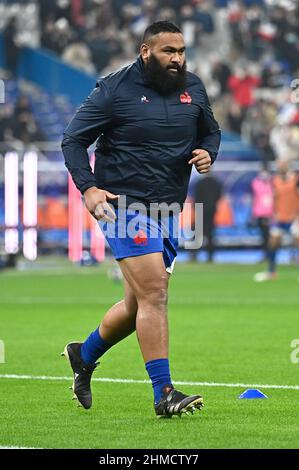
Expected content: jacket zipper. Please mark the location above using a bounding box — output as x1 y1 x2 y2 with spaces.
163 97 169 123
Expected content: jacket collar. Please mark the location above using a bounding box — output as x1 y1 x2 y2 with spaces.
135 55 152 86
136 54 145 72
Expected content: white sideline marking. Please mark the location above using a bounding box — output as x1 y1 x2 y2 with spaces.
0 374 298 390
0 446 40 449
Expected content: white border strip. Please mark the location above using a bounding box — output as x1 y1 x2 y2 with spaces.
0 446 41 449
0 374 298 390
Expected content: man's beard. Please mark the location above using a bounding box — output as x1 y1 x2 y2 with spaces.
144 53 187 95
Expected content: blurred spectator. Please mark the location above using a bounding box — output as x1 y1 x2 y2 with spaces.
192 173 223 263
211 59 231 95
261 61 289 89
227 101 243 134
243 99 276 165
251 168 274 258
14 95 31 115
0 94 45 148
254 160 299 282
62 40 96 74
3 17 20 78
196 1 214 35
39 0 73 26
12 111 45 144
0 104 15 143
178 4 197 60
41 18 75 55
86 28 123 72
228 67 260 109
227 0 245 54
270 123 299 162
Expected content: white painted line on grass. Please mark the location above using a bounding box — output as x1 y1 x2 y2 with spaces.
0 374 298 390
0 446 41 449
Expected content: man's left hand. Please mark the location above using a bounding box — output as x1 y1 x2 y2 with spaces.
188 149 211 174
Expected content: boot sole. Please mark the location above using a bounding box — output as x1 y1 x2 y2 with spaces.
156 396 204 419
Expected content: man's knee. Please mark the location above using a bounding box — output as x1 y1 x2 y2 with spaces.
135 273 169 309
119 253 169 310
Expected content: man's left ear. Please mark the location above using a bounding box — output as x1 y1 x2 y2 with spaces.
140 43 150 63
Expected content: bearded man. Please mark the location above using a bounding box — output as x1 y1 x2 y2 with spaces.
61 20 221 418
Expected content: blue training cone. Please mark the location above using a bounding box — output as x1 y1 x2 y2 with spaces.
238 389 268 399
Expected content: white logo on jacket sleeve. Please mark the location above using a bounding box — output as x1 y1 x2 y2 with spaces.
141 95 149 103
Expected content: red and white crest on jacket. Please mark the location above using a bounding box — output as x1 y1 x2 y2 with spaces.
180 91 192 104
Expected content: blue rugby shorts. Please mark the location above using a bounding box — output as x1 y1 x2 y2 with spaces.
99 209 179 274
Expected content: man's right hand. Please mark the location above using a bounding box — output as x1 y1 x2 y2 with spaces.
84 186 119 222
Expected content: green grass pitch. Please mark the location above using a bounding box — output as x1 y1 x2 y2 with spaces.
0 261 299 449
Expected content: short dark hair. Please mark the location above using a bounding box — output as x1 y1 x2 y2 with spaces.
142 21 182 43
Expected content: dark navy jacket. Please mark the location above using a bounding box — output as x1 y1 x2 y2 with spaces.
62 56 221 207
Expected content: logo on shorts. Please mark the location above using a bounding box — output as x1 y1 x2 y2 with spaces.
133 229 148 246
141 95 149 103
180 91 192 104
